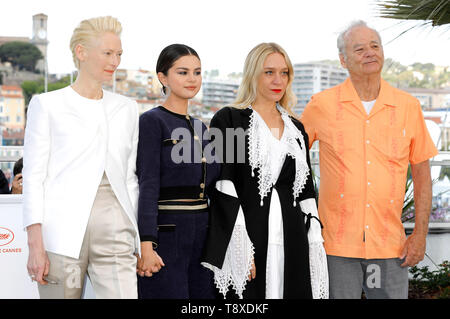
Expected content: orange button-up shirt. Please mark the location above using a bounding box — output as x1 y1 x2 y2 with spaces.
301 78 438 259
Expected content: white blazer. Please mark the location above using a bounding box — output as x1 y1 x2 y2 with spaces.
23 86 140 259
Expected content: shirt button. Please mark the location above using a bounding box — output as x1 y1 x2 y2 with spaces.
185 115 190 120
368 182 371 186
366 120 370 124
201 157 207 163
390 199 394 204
194 136 199 140
200 183 205 189
367 161 371 165
340 194 344 198
199 193 204 199
172 140 178 145
366 204 370 208
366 140 370 144
366 225 369 229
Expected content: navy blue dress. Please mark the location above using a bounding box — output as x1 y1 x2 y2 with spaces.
136 106 220 299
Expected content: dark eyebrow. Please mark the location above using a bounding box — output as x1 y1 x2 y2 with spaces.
175 67 202 71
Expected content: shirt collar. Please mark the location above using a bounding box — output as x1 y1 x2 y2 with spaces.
339 77 397 107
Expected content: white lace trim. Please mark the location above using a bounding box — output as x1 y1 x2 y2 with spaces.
248 105 310 207
300 198 329 299
201 224 254 299
309 242 329 299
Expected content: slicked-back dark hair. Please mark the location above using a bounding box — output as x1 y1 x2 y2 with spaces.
156 44 200 94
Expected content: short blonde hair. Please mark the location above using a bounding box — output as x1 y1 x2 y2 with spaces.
69 16 122 69
232 42 297 116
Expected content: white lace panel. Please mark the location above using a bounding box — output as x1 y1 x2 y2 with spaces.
300 198 329 299
309 242 329 299
201 180 255 299
201 222 254 299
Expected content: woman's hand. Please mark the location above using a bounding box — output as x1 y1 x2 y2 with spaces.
248 259 256 281
137 241 165 277
26 224 50 285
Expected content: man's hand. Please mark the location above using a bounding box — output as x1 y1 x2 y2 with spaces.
400 232 426 267
402 160 432 268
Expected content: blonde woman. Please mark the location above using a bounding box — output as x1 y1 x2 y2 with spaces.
202 43 328 299
23 16 140 299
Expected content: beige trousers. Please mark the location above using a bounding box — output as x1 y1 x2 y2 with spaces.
38 174 137 299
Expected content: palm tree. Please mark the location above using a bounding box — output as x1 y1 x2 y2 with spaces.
376 0 450 27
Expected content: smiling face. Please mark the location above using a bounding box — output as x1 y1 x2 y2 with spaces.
340 26 384 78
158 55 202 99
77 31 123 83
255 52 289 105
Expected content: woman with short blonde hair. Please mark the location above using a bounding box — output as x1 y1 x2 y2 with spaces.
70 16 122 70
24 16 140 299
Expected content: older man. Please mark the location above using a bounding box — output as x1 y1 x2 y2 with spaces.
301 20 438 299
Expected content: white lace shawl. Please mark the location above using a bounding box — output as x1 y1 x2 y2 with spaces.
248 105 310 207
202 105 328 299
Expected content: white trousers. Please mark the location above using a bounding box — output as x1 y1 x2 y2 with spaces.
38 174 137 299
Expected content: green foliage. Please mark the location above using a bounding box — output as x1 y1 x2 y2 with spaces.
377 0 450 26
0 42 43 72
382 58 449 89
21 75 73 105
409 261 450 299
402 165 415 222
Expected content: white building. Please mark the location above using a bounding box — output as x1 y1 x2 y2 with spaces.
292 62 348 115
402 87 450 110
202 79 240 108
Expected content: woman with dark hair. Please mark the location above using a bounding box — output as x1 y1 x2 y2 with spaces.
136 44 219 299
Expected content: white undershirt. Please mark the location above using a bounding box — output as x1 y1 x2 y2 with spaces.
362 99 376 115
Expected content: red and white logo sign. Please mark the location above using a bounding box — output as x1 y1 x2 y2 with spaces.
0 227 14 246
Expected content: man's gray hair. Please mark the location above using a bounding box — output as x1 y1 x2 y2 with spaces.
337 20 382 59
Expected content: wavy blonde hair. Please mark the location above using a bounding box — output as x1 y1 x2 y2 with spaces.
69 16 122 69
232 42 297 116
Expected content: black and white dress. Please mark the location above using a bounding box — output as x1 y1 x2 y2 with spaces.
202 105 328 299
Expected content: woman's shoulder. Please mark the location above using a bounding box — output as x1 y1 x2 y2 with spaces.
141 105 162 116
103 89 137 107
211 106 252 125
34 86 69 102
28 86 70 113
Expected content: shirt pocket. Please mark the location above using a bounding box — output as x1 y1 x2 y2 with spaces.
376 125 410 162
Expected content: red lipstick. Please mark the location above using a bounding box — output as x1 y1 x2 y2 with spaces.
271 89 282 93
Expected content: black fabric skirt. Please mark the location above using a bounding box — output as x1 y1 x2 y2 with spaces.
138 200 216 299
